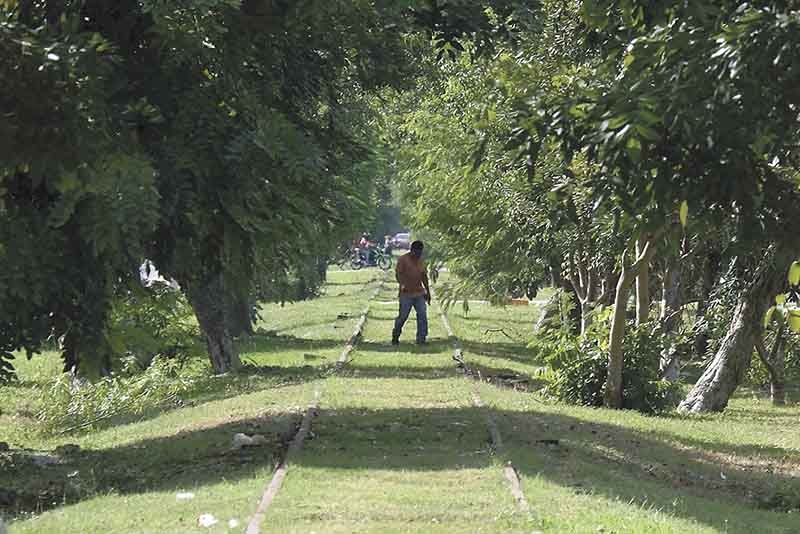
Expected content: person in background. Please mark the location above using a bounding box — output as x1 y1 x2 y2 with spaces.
392 240 430 345
359 232 375 265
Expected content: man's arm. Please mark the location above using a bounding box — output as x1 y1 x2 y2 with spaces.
422 264 431 303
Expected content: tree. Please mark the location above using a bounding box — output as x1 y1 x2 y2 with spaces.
1 0 541 378
0 11 159 378
517 1 800 411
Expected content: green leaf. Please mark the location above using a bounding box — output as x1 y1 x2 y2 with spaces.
623 53 635 69
56 171 80 193
789 312 800 333
764 306 776 328
605 115 629 130
626 137 642 162
635 124 660 141
776 294 786 306
679 200 688 228
789 261 800 286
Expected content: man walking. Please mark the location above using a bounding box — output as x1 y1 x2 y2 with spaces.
392 240 430 345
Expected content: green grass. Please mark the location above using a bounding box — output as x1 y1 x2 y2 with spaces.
447 299 800 533
1 270 382 532
2 268 799 533
262 285 533 533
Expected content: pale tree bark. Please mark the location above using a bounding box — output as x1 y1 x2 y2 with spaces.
568 256 594 336
635 237 651 325
568 254 612 336
679 247 793 414
605 233 661 409
534 292 561 334
606 268 637 409
187 273 241 374
659 257 682 382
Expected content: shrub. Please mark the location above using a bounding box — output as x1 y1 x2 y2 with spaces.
537 312 681 414
37 356 198 433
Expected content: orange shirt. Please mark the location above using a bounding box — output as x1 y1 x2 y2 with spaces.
396 253 427 297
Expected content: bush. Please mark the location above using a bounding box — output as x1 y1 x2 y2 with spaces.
536 312 681 414
37 356 198 433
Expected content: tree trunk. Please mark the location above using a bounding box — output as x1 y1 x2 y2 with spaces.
635 237 650 325
605 269 637 408
660 258 682 381
679 247 792 414
555 279 582 335
549 256 563 288
569 271 594 336
580 299 593 335
534 292 560 334
226 294 254 338
317 257 328 283
61 331 80 375
187 273 241 374
694 250 721 358
605 235 661 409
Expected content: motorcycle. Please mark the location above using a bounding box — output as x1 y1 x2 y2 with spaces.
334 246 358 269
351 246 392 271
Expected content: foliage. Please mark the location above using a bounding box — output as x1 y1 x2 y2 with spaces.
538 311 681 414
254 257 328 305
1 0 538 375
36 356 197 434
107 282 201 370
619 323 683 413
0 13 159 379
748 338 800 391
388 0 800 411
748 259 800 390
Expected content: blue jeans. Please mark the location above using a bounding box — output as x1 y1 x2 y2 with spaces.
393 295 428 342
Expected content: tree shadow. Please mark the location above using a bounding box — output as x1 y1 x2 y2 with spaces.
459 339 545 367
361 313 543 368
357 339 453 354
238 333 348 353
4 406 798 533
339 360 545 392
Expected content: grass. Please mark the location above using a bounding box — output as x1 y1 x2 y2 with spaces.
447 298 800 533
1 268 799 533
262 283 532 533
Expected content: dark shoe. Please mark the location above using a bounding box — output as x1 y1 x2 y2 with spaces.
416 339 427 345
391 337 399 346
